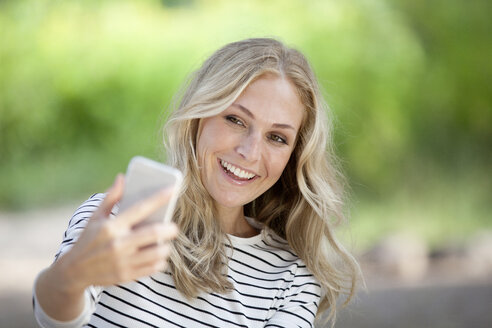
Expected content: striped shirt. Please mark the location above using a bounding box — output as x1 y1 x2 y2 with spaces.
34 193 321 327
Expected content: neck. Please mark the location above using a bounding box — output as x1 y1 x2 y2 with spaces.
215 205 259 238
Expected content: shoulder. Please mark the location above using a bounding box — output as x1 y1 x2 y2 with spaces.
66 193 109 228
258 230 301 262
229 228 318 284
74 193 107 214
53 193 108 261
244 231 322 322
68 193 105 224
261 231 321 295
241 217 310 268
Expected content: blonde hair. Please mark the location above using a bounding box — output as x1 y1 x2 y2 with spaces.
163 38 361 324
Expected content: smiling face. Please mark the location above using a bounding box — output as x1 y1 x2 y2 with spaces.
196 73 304 212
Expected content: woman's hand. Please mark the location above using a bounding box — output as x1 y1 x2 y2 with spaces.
59 174 178 293
35 174 179 321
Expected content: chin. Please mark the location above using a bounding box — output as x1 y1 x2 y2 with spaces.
212 192 253 209
215 198 247 209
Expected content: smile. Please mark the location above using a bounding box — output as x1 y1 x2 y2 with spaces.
220 159 256 180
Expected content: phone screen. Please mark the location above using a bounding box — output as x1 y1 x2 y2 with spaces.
118 156 183 227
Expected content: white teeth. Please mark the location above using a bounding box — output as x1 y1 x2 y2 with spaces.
220 160 255 180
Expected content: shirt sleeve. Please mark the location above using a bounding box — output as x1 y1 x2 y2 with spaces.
33 193 107 328
265 269 321 328
33 273 94 328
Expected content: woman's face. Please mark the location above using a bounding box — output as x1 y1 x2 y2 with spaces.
197 73 304 210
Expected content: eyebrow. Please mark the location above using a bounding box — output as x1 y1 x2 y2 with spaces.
231 103 297 131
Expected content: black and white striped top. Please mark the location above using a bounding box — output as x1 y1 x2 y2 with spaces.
34 193 321 328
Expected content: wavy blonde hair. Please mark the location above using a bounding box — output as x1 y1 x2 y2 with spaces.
163 38 361 323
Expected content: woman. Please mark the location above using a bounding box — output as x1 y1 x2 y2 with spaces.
34 38 361 327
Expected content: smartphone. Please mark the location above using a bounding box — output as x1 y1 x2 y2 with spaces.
118 156 183 227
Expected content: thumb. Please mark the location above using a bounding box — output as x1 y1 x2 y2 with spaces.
94 174 125 219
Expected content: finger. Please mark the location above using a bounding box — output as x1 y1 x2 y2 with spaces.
131 260 169 280
130 244 171 269
117 187 175 227
127 223 179 249
73 240 170 286
94 174 125 219
97 253 169 285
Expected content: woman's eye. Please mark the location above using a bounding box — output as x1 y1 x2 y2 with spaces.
225 115 244 126
270 134 287 145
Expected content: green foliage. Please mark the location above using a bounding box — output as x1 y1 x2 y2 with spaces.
0 0 490 246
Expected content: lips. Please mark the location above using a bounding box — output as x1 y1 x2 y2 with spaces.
219 159 257 180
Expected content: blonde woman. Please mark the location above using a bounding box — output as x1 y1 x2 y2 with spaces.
34 38 361 327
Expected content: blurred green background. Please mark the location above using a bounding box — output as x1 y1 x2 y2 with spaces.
1 0 490 251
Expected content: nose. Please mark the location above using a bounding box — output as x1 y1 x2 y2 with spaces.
235 131 262 162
